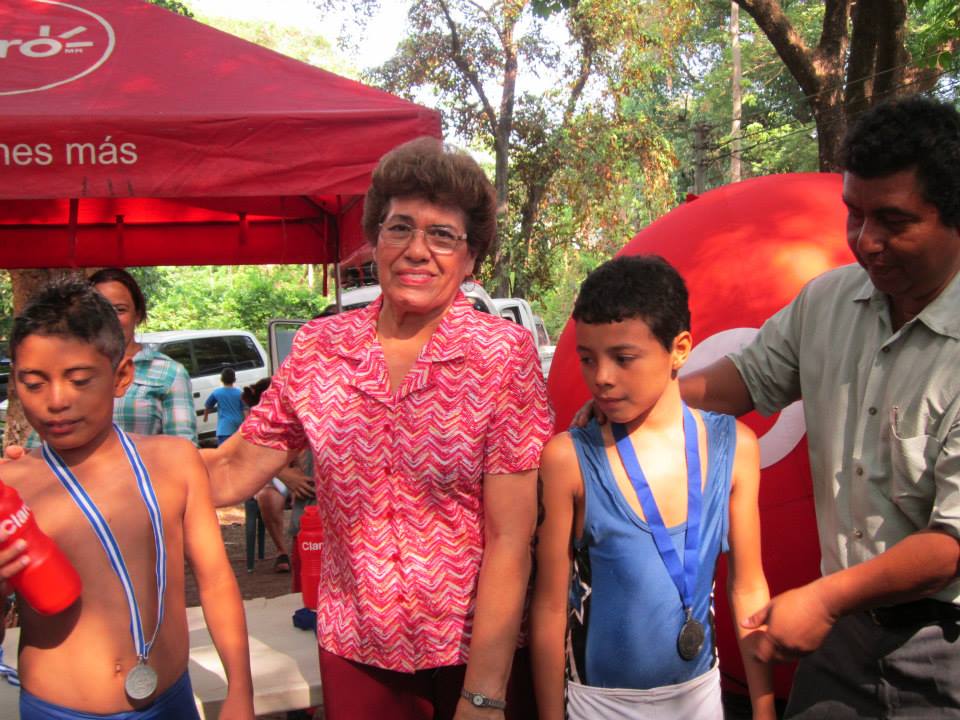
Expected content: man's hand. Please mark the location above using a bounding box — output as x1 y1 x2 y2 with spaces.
277 466 315 501
570 399 606 428
742 581 838 663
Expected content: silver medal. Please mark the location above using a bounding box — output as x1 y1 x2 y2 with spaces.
677 618 705 661
124 662 158 701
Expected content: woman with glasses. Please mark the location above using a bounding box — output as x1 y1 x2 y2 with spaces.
203 137 553 720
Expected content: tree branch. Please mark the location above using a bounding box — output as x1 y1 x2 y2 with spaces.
871 0 908 99
735 0 821 98
439 0 499 138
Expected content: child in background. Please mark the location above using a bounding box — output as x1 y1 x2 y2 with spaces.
203 367 245 446
245 378 314 573
531 256 774 719
0 279 254 719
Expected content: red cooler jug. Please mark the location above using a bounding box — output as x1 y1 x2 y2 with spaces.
0 480 82 615
297 506 322 610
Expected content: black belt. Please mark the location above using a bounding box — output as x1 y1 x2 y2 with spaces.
868 599 960 628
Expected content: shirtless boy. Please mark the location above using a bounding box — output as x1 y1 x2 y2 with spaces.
531 256 774 719
0 279 253 719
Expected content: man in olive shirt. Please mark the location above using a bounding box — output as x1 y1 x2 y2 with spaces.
682 96 960 717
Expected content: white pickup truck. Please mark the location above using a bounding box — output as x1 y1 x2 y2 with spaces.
492 298 555 379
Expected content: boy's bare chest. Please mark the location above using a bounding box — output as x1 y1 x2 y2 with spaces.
19 465 182 571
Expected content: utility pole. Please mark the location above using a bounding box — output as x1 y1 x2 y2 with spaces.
730 1 742 182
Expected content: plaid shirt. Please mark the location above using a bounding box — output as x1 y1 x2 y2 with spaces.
115 344 197 443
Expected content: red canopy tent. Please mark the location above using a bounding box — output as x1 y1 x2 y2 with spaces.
0 0 441 270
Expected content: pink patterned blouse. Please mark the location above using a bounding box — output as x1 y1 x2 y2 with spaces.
242 293 554 671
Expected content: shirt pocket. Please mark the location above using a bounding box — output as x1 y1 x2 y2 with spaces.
887 407 940 528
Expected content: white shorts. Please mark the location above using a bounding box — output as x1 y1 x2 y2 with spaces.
566 665 722 720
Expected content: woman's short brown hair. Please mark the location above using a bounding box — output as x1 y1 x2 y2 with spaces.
362 137 497 267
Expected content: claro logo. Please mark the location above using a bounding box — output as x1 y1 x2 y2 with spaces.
0 502 31 539
0 0 115 96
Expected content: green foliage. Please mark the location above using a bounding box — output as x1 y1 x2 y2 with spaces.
137 266 330 346
910 0 960 68
148 0 193 17
0 273 12 346
187 12 353 76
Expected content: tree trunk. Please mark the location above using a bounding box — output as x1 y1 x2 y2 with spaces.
735 0 853 169
730 2 742 183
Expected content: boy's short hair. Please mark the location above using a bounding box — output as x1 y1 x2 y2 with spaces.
573 255 690 350
221 367 236 384
10 278 126 368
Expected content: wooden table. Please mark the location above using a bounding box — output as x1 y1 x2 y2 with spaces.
0 593 323 719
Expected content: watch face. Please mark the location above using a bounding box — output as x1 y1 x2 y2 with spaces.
472 695 484 706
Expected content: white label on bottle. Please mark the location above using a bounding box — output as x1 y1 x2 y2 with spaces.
0 502 30 539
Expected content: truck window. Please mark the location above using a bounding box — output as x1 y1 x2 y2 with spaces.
535 319 550 347
500 307 522 324
227 335 265 371
192 337 233 377
159 340 196 376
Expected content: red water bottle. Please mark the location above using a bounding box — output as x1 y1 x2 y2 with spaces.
0 480 82 615
297 506 323 610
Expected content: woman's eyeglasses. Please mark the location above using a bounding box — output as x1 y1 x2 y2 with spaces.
378 222 467 255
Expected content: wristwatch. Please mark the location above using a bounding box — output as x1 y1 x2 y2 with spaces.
461 688 507 710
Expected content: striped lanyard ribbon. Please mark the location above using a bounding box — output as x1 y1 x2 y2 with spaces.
41 424 167 664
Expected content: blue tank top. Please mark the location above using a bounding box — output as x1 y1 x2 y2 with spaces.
568 412 735 689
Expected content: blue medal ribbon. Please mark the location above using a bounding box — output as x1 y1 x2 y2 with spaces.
612 403 702 621
41 424 166 664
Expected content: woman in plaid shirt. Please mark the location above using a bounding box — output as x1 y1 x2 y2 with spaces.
90 268 198 444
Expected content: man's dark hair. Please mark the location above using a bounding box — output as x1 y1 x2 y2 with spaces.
88 267 148 323
362 136 497 270
842 95 960 227
573 255 690 350
10 278 125 368
221 367 236 385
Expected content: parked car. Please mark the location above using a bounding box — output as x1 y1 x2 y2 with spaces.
139 330 269 446
492 298 555 378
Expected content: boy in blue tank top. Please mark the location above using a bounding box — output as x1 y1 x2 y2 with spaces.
531 256 774 720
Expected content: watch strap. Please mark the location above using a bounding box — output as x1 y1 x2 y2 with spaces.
461 688 507 710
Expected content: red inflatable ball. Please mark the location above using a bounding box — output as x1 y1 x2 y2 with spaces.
547 173 853 700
